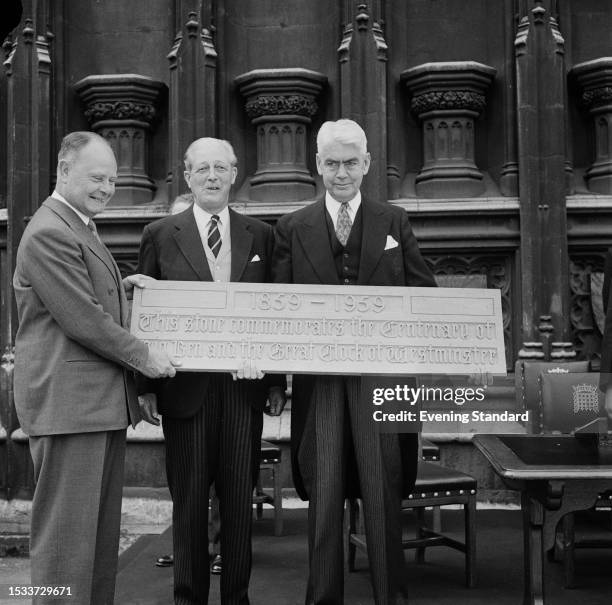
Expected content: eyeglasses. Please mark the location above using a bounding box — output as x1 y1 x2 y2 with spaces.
321 159 361 173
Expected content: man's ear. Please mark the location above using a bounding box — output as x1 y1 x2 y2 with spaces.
231 166 238 185
183 170 191 188
57 159 70 183
362 152 371 175
315 153 323 176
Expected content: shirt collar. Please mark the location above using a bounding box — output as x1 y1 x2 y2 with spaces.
325 190 361 221
51 190 90 225
192 203 230 238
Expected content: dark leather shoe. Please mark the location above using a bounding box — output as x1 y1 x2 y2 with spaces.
155 554 174 567
210 554 222 575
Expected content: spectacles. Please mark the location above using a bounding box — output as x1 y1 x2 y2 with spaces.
321 159 361 173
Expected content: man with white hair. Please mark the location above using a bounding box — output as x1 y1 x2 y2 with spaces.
137 137 286 605
273 119 436 605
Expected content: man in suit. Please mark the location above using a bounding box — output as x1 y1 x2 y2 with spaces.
137 137 286 605
272 119 437 605
12 131 178 604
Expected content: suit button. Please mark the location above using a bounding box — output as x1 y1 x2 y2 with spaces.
344 278 349 284
343 253 349 259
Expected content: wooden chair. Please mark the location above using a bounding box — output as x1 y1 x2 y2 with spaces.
253 439 283 536
346 441 477 588
537 370 612 587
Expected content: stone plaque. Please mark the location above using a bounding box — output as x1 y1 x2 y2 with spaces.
131 282 506 375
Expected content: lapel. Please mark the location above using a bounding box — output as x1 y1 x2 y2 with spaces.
358 197 392 285
229 208 254 281
295 199 339 284
171 207 213 281
44 197 119 286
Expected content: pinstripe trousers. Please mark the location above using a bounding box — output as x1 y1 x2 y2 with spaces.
162 374 262 605
298 375 407 605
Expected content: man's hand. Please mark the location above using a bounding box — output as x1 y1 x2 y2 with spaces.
123 274 155 301
141 347 181 379
232 359 265 381
139 392 160 426
605 385 612 420
265 386 287 416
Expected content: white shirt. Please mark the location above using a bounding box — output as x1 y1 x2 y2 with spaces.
51 191 90 225
325 191 361 230
192 203 230 254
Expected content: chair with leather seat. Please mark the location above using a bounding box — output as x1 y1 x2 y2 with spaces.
346 442 477 588
253 439 283 536
537 370 612 587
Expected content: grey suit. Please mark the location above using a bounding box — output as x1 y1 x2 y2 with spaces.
13 196 148 604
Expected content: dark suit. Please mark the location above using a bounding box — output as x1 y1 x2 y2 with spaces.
138 206 283 605
13 196 148 604
273 197 436 605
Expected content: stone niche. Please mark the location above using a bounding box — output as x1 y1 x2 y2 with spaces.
235 68 327 202
400 61 496 198
571 58 612 195
74 74 165 206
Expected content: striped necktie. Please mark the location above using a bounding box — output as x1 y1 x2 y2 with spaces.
87 219 102 244
335 202 352 246
208 214 222 258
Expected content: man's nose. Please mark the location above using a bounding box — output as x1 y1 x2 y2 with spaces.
100 180 114 194
336 162 348 177
207 167 219 180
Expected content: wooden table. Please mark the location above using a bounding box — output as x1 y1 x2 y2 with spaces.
473 434 612 605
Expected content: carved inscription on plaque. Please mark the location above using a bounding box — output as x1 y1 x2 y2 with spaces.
131 282 506 375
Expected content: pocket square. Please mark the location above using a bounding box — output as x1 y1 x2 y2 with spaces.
250 254 261 262
384 235 399 250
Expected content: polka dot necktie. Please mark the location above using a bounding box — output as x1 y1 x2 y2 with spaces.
335 202 352 246
208 215 221 257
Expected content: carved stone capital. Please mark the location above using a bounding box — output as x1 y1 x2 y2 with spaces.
400 61 496 198
83 101 156 125
245 95 318 120
401 61 496 119
411 91 486 117
235 68 326 120
235 68 327 203
572 58 612 111
571 58 612 194
73 74 166 205
74 74 165 129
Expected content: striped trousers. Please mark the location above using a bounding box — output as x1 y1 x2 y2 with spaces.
298 375 407 605
162 374 262 605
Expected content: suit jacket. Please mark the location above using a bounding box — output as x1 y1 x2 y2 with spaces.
272 196 437 499
137 205 285 418
13 197 148 436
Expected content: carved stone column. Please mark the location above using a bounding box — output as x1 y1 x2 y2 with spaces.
400 61 496 198
235 68 326 202
571 58 612 194
74 74 165 206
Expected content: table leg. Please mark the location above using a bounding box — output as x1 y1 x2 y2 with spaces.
522 491 544 605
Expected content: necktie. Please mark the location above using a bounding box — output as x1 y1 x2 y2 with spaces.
335 202 352 246
208 215 222 258
87 219 102 244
